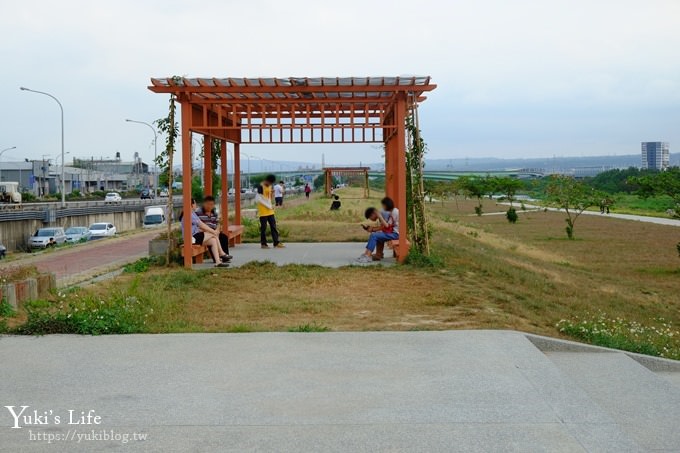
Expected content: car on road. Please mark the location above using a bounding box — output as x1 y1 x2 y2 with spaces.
28 227 66 250
159 188 169 197
104 192 122 203
140 188 154 200
88 222 116 238
65 226 92 243
143 206 167 228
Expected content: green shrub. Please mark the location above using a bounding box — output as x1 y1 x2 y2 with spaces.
506 207 519 224
556 312 680 360
123 257 159 273
13 293 151 335
0 298 16 318
21 192 37 202
405 250 444 268
474 205 483 216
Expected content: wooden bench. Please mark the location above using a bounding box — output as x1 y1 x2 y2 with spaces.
180 225 245 263
227 225 245 247
180 244 209 264
387 238 411 261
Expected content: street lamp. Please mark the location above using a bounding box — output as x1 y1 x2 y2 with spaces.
125 119 158 197
54 152 71 193
0 146 17 182
20 87 66 207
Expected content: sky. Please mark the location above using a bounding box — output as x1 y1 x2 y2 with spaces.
1 0 679 168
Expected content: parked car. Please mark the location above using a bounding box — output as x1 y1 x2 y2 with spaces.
89 222 116 238
0 242 6 259
140 188 154 200
28 227 66 250
104 192 122 203
65 226 92 243
159 188 169 197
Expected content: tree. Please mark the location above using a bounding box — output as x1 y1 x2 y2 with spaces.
495 177 524 207
458 176 488 216
629 167 680 217
154 78 180 265
545 175 602 240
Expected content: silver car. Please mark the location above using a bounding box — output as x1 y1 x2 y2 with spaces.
28 227 66 250
65 226 92 243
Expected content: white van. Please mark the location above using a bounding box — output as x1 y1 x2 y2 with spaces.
143 206 167 228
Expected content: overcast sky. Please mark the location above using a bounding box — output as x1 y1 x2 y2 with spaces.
1 0 679 167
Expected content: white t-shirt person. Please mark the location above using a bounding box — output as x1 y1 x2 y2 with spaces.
274 184 283 198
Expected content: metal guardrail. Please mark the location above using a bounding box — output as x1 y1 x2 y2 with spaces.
0 194 257 222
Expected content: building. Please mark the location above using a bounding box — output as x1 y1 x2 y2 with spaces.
641 142 670 170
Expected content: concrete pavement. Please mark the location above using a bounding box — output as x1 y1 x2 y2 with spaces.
194 242 396 270
505 203 680 227
0 330 678 452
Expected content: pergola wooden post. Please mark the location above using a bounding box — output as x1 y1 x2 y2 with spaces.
149 76 435 268
219 140 228 237
203 135 212 195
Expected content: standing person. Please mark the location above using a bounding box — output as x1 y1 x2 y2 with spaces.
195 195 232 261
257 174 285 249
182 199 230 267
304 183 311 199
274 180 284 207
356 197 399 263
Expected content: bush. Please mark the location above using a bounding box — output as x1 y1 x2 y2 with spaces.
13 293 151 335
474 205 483 216
21 192 37 202
0 298 16 318
123 257 159 273
556 312 680 360
506 207 518 224
405 250 444 268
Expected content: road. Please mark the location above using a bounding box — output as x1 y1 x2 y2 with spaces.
2 229 159 287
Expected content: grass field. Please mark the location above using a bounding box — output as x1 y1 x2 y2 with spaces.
4 188 680 358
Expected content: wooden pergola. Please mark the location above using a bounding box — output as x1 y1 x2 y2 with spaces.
323 167 370 198
148 76 436 267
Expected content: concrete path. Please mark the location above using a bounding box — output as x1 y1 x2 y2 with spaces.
504 203 680 227
0 330 678 452
195 242 396 270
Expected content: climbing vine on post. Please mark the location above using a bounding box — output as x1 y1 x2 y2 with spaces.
154 77 180 265
405 110 430 256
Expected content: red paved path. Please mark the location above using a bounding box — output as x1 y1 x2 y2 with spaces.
30 231 157 283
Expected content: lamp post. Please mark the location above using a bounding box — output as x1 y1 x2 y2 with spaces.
0 146 17 183
54 151 70 194
20 87 66 207
125 119 158 197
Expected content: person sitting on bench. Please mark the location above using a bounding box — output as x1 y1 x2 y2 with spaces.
330 195 341 211
181 198 230 267
196 195 232 262
355 197 399 263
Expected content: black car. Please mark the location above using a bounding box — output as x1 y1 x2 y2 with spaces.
140 189 154 199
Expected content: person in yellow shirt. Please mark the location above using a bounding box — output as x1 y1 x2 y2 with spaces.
256 174 285 249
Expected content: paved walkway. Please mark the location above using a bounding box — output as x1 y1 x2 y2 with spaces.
195 242 396 270
3 230 159 287
500 203 680 227
0 330 678 452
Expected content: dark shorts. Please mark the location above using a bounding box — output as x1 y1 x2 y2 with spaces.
193 232 205 245
275 197 283 206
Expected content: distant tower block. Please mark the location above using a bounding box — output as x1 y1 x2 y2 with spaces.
641 142 670 170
